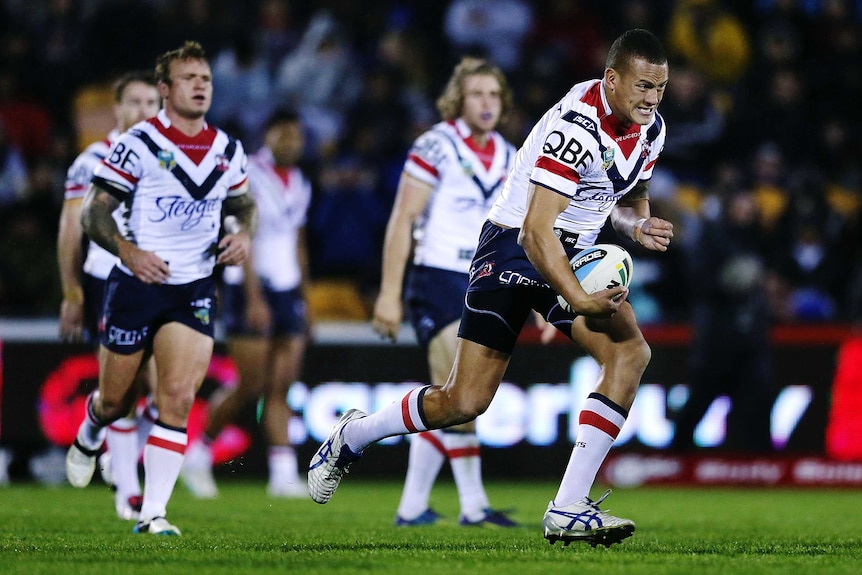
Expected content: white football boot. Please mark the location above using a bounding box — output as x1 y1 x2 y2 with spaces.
542 489 635 547
133 516 181 536
307 409 365 504
65 440 100 488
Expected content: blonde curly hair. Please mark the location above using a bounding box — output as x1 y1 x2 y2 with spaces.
436 57 512 123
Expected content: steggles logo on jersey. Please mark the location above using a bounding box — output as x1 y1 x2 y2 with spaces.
151 195 220 231
157 150 176 170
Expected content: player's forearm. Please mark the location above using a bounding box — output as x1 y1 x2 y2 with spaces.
223 192 258 237
521 225 589 306
610 204 650 244
612 182 651 243
57 200 85 300
377 213 413 299
81 184 124 257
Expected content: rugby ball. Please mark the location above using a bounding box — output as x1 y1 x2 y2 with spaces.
557 244 633 311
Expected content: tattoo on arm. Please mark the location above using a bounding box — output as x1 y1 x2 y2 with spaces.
617 181 650 207
223 192 258 236
81 184 123 256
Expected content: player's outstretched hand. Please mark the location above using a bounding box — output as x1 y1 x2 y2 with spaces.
217 232 252 267
638 217 674 252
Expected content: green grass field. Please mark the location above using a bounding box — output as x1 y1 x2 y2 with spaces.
1 479 860 575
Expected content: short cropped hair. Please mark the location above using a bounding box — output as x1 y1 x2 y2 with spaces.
264 108 301 132
154 41 207 85
113 71 156 102
436 57 513 122
606 29 667 72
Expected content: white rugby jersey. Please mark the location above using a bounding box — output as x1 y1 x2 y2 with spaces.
64 130 122 280
222 147 311 291
405 118 516 273
488 79 665 247
92 109 249 284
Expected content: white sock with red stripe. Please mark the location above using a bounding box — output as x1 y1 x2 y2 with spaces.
106 416 141 498
343 386 432 453
396 430 446 520
444 431 490 520
554 393 627 506
140 420 187 521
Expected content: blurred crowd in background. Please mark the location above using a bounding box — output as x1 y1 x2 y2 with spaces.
1 0 860 326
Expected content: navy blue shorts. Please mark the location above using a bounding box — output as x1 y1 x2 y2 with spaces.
458 221 581 354
82 273 106 343
405 266 468 349
100 267 217 354
220 283 307 337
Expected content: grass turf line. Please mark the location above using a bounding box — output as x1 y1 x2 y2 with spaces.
1 480 860 575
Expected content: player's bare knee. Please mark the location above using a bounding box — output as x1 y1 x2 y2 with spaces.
97 394 132 421
451 395 490 423
158 388 197 419
622 337 650 372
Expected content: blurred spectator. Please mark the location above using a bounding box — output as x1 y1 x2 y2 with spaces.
376 28 436 133
210 33 273 149
671 180 775 453
0 68 53 164
732 66 808 164
0 177 62 315
608 0 673 39
770 173 852 321
655 61 727 186
158 0 236 56
306 121 390 306
27 0 86 124
749 142 791 236
255 0 304 75
274 11 364 159
443 0 533 72
666 0 751 86
524 0 607 87
78 0 163 83
345 64 412 194
808 0 862 121
0 117 28 207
